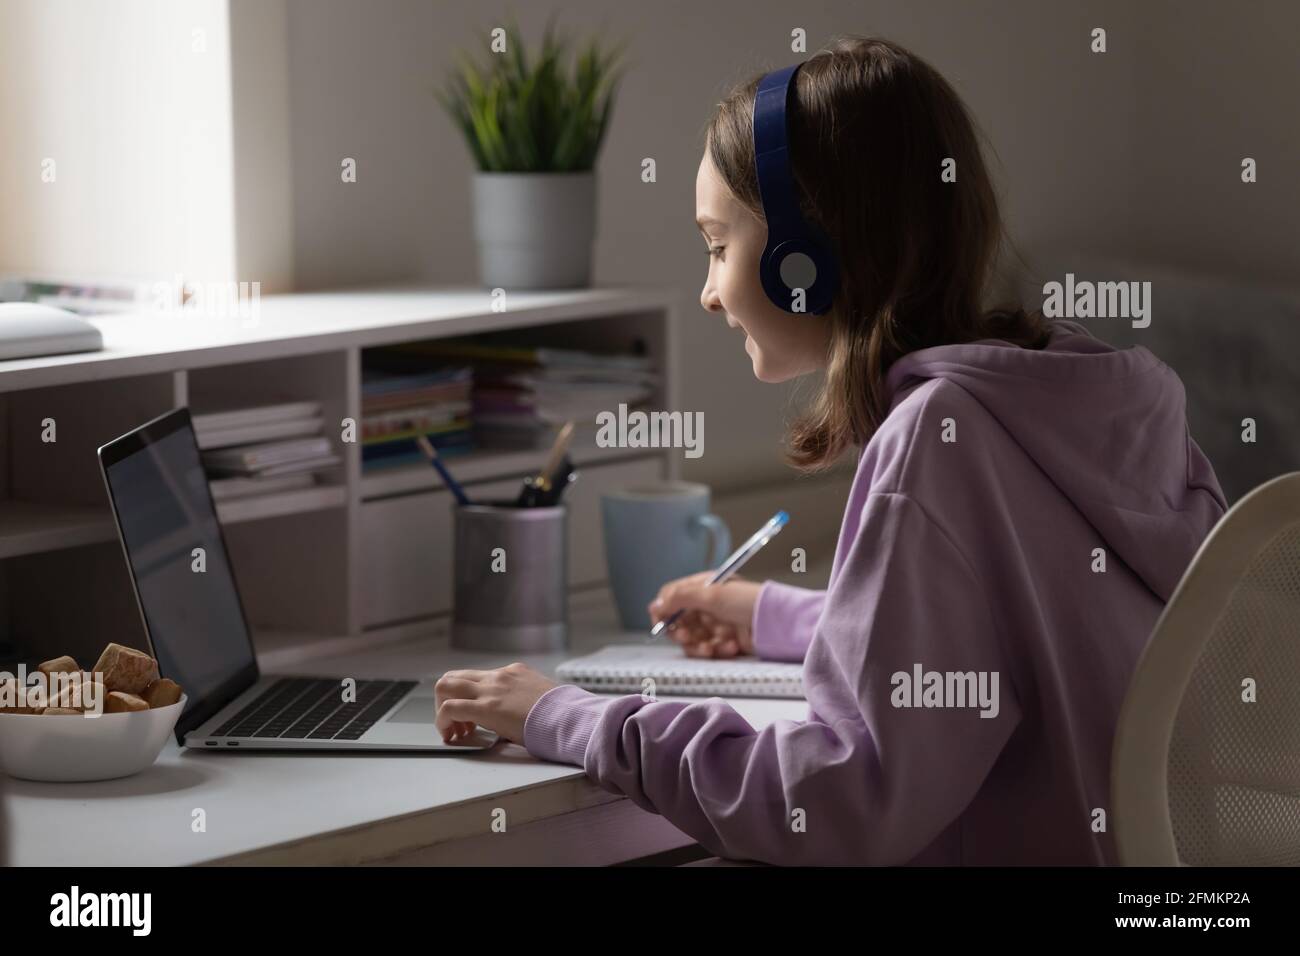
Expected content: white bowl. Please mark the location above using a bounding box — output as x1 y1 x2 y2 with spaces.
0 695 187 782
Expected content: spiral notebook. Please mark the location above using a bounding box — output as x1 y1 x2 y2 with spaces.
556 644 805 699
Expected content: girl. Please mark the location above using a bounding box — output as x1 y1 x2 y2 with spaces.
432 36 1226 865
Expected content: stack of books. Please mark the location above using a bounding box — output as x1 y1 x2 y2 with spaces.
195 401 340 501
390 339 659 450
361 352 474 470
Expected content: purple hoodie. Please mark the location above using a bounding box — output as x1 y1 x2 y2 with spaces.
524 320 1226 865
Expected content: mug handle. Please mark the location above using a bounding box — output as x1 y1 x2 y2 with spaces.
693 514 732 568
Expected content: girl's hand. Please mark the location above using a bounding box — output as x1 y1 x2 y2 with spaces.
647 571 762 658
434 663 559 745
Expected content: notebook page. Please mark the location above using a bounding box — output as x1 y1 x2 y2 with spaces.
556 644 805 699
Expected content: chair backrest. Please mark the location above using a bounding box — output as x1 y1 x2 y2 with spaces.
1112 472 1300 865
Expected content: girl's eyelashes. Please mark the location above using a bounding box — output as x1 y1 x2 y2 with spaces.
708 246 725 259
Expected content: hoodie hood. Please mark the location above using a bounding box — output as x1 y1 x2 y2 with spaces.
882 320 1227 601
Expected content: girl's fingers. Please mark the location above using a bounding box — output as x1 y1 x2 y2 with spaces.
436 698 486 736
685 621 714 646
673 627 706 647
713 637 740 658
667 610 698 641
434 676 479 703
649 571 721 622
705 625 741 658
434 673 487 740
685 639 714 658
440 669 488 682
669 610 711 642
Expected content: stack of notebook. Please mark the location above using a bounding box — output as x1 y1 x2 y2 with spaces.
391 338 659 450
195 401 340 500
360 352 474 470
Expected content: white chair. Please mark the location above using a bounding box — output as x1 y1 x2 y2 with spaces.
1112 472 1300 865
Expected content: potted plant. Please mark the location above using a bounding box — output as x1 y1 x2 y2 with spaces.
437 18 626 290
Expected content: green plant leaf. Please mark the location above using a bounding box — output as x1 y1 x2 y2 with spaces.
436 17 628 172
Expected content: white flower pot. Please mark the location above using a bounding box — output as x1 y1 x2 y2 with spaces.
472 171 596 290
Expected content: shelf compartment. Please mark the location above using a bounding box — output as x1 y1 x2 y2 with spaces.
359 440 660 501
358 311 670 502
0 500 117 559
1 541 151 668
0 482 347 561
187 351 351 490
214 484 347 525
1 372 178 508
223 506 350 637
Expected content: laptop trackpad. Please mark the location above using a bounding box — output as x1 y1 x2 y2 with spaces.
385 697 438 724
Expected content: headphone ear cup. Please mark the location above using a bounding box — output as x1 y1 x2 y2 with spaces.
752 63 840 315
776 248 820 298
758 241 791 313
805 242 840 315
760 237 838 315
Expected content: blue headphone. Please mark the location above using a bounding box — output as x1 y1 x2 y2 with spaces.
753 62 839 315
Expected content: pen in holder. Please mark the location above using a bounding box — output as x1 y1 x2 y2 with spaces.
451 498 568 652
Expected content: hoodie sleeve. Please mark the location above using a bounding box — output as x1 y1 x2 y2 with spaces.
751 580 826 662
523 492 1022 865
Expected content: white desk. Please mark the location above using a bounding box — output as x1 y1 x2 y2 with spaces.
1 589 806 866
0 285 676 394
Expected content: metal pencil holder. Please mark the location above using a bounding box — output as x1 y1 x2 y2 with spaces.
450 499 568 652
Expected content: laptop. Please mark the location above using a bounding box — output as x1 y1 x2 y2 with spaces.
97 407 497 752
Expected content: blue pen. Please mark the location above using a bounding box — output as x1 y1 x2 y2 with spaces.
415 435 472 506
650 510 789 638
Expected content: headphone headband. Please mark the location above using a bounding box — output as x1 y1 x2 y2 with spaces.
752 62 839 315
753 65 807 236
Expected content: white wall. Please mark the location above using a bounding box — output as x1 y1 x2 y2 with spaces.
0 0 238 286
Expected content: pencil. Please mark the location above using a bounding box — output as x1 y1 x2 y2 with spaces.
415 435 472 506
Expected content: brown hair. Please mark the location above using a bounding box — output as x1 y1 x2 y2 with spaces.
705 36 1049 472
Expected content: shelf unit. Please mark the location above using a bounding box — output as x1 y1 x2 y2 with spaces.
0 285 678 668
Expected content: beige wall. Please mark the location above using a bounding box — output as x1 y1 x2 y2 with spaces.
0 0 237 285
229 0 294 292
3 0 1295 492
284 0 1300 492
1131 1 1299 286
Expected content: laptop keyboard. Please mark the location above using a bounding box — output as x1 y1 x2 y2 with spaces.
208 678 418 741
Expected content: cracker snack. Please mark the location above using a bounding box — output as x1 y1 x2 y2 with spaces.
104 692 149 714
0 678 39 714
0 644 181 718
90 643 160 696
49 679 104 713
36 656 81 678
142 679 182 709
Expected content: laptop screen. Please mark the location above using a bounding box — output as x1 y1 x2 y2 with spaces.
98 408 257 736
